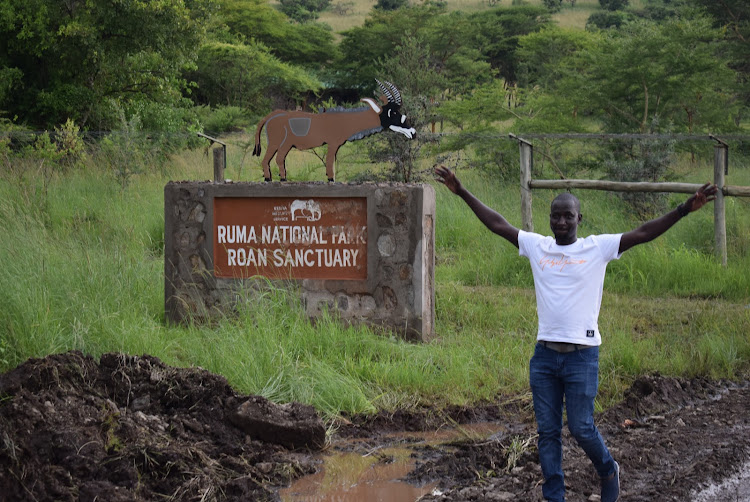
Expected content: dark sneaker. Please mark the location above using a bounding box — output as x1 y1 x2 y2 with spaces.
601 461 620 502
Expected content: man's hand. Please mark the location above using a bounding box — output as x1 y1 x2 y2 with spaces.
434 165 520 246
619 182 719 253
684 183 719 213
434 166 462 195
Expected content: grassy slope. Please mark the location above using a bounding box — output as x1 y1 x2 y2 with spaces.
318 0 605 34
1 0 748 417
1 147 748 417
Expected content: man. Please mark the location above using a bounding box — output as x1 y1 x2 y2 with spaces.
434 166 718 502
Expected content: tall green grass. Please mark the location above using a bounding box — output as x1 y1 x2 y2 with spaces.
1 150 748 419
434 167 750 408
437 168 750 299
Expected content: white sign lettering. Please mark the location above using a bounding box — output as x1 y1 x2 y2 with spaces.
214 197 368 280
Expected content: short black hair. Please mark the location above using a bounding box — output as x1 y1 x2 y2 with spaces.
551 192 580 212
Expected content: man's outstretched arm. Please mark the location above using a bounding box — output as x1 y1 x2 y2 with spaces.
619 183 719 254
435 166 520 248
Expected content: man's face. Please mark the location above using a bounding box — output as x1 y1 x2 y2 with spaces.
549 198 581 245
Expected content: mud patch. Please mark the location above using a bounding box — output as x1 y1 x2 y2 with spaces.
0 351 319 501
1 353 748 502
409 374 750 501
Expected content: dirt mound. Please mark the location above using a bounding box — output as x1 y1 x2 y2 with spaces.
0 351 320 502
600 373 722 425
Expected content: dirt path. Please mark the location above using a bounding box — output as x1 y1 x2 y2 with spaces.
1 352 748 501
398 375 750 501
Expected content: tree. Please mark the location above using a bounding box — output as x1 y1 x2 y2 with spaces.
516 27 593 89
365 37 447 182
690 0 750 123
563 17 740 133
529 17 741 212
0 0 212 129
215 0 337 68
375 0 408 10
541 0 577 12
189 41 321 112
542 0 562 13
633 0 691 21
336 4 446 89
421 11 495 94
336 5 550 177
603 120 677 216
436 79 529 178
0 68 22 114
466 5 553 85
278 0 331 23
599 0 628 11
586 11 629 30
337 4 533 91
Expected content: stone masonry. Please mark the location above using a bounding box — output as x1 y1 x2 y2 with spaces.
164 182 435 341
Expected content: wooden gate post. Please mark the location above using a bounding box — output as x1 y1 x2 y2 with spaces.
713 140 728 266
213 146 225 183
197 132 227 183
511 134 534 232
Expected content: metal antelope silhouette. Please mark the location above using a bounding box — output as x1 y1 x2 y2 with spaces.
252 80 416 182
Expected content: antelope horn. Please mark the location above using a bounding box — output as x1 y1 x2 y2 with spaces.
385 81 402 106
376 79 394 104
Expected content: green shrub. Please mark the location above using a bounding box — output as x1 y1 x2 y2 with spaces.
196 106 251 134
279 0 332 22
603 131 675 217
599 0 628 11
376 0 408 11
53 119 87 169
97 109 151 188
542 0 562 13
586 11 629 30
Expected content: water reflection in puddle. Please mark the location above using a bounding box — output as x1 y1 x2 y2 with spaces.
280 422 506 502
280 446 436 502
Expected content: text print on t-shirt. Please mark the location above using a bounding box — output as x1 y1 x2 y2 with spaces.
538 254 587 271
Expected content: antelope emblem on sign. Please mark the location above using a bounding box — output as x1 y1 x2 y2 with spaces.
253 80 416 182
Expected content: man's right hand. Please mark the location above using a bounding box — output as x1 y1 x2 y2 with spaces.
434 165 520 247
434 166 462 194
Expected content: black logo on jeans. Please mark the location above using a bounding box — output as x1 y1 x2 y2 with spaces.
586 330 595 338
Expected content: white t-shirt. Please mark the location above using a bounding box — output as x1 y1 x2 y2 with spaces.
518 230 623 346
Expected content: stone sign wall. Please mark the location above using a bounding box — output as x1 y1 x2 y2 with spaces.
164 182 435 341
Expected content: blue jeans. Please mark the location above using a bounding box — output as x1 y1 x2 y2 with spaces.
529 343 616 502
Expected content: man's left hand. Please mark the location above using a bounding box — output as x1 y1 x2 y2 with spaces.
685 183 719 212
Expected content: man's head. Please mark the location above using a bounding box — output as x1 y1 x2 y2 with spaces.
549 193 581 245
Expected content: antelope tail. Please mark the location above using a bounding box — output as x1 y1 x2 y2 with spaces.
253 112 274 157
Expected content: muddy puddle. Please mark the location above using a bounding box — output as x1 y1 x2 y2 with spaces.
280 422 506 501
691 459 750 502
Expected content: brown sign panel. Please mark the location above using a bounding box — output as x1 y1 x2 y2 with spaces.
214 197 367 280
